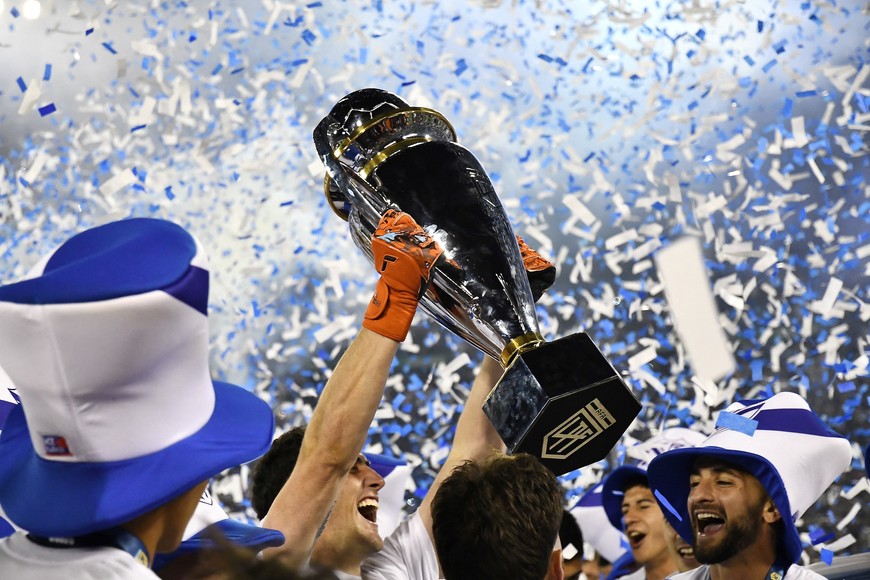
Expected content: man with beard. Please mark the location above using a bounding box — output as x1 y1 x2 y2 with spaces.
600 428 706 580
647 392 852 580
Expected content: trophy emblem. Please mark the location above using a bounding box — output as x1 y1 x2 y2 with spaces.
313 88 641 475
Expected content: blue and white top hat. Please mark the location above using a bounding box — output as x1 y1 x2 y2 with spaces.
0 365 18 540
153 487 285 570
647 392 851 564
366 453 413 538
568 483 628 563
0 364 18 435
0 218 275 538
601 427 707 531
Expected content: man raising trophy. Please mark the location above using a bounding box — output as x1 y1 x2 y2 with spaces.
314 88 641 475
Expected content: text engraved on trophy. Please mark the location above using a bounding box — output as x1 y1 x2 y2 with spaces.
541 398 617 460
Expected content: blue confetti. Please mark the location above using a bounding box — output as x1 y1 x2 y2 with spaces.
716 411 758 436
653 489 682 522
820 549 834 565
837 381 855 393
796 90 818 98
762 59 777 72
811 529 836 545
37 103 57 117
101 42 118 54
302 29 316 45
42 64 52 81
455 58 467 76
16 77 27 92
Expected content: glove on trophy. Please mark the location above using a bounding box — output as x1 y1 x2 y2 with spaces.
364 209 444 342
516 235 555 304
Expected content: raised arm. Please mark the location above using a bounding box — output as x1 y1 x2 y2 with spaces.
261 210 443 566
417 234 555 533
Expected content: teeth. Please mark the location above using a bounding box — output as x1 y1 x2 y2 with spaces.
627 531 643 540
358 499 379 509
696 512 720 520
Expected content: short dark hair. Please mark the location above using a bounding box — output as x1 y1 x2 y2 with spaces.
250 427 306 520
431 453 563 580
621 474 649 493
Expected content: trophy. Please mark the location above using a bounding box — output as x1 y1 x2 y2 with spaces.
313 88 641 475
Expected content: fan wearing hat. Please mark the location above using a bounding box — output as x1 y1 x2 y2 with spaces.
0 218 275 579
600 428 707 580
647 392 852 580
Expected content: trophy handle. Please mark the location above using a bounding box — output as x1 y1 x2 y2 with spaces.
313 116 389 229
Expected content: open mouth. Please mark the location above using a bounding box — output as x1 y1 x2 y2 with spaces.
677 545 696 560
627 530 646 549
695 511 725 537
357 498 379 524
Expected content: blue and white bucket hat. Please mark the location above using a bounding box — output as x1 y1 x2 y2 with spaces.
647 392 851 564
601 427 707 531
153 487 285 570
0 218 275 537
568 483 628 564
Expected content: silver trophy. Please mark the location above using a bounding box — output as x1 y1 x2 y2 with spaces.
314 88 640 475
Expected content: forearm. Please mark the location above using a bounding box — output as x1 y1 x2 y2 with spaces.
419 354 506 529
303 327 398 471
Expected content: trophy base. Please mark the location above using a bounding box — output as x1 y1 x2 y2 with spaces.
483 332 641 476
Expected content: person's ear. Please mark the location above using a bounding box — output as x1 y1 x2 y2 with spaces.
761 497 782 524
546 548 565 580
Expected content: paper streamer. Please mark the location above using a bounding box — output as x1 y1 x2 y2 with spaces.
655 237 736 382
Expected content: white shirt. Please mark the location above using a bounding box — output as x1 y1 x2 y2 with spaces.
614 569 647 580
668 563 826 580
360 512 441 580
0 531 160 579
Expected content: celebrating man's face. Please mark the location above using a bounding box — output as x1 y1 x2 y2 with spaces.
620 484 671 567
687 458 773 564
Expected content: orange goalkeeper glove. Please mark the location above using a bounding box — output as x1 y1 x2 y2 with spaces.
516 235 556 303
363 210 444 342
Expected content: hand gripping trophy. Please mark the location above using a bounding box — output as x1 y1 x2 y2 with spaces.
313 88 641 475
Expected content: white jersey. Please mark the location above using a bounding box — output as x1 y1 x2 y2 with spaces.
360 512 441 580
614 569 647 580
668 563 826 580
0 531 160 579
